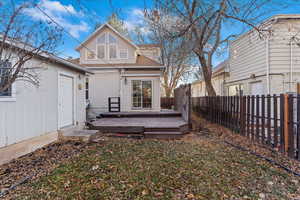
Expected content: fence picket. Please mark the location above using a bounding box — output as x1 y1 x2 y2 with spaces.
191 93 299 160
256 95 260 142
261 95 265 144
273 95 278 148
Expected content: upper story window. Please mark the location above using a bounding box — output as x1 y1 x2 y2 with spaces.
96 33 106 59
108 34 117 59
86 32 127 60
0 60 12 97
97 34 106 44
109 34 117 44
86 51 96 60
119 49 128 59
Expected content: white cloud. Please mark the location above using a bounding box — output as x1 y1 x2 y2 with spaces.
23 0 89 38
123 8 150 35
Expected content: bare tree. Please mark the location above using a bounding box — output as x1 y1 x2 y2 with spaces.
150 0 293 96
136 14 195 97
0 1 62 95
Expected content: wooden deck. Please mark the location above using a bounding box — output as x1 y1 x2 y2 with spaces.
89 111 189 139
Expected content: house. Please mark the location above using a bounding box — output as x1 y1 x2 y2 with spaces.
74 23 164 118
0 44 91 165
225 14 300 96
191 61 229 96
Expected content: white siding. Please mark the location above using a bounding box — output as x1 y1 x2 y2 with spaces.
88 69 120 117
0 58 86 148
228 18 300 94
229 31 267 82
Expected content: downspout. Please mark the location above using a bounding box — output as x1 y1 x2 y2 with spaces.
266 36 270 94
290 39 293 92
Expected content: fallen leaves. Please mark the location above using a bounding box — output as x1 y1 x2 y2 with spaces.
2 136 300 199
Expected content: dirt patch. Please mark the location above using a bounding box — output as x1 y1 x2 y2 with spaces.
0 140 90 197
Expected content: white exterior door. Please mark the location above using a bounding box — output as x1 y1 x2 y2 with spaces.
59 74 74 128
250 82 264 95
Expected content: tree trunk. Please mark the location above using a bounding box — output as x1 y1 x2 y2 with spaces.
197 54 216 96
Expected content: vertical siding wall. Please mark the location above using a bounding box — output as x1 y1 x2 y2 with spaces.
0 59 86 148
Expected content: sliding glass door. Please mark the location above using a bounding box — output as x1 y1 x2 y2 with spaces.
132 80 152 109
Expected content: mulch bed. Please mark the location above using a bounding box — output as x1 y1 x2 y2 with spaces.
0 140 90 198
191 113 300 177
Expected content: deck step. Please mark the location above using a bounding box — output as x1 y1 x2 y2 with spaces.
61 130 99 142
144 131 184 139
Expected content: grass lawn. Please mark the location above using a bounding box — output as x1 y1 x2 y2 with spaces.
12 135 300 200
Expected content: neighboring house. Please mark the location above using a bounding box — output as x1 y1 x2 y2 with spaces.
191 61 229 97
0 44 91 165
74 23 164 118
225 14 300 96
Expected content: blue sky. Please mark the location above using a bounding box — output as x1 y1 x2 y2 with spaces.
20 0 300 65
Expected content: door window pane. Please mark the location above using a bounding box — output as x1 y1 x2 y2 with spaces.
132 80 141 108
142 81 152 108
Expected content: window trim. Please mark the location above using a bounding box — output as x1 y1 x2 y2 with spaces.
0 82 16 102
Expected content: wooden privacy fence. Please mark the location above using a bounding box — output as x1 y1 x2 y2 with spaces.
192 94 300 160
161 97 174 109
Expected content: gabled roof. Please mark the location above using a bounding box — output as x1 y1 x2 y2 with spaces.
232 14 300 44
77 54 164 68
0 35 92 74
76 23 139 51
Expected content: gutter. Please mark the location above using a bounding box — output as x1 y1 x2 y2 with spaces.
224 73 284 85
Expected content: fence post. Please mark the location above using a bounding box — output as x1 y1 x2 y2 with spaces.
284 94 289 153
288 94 294 158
